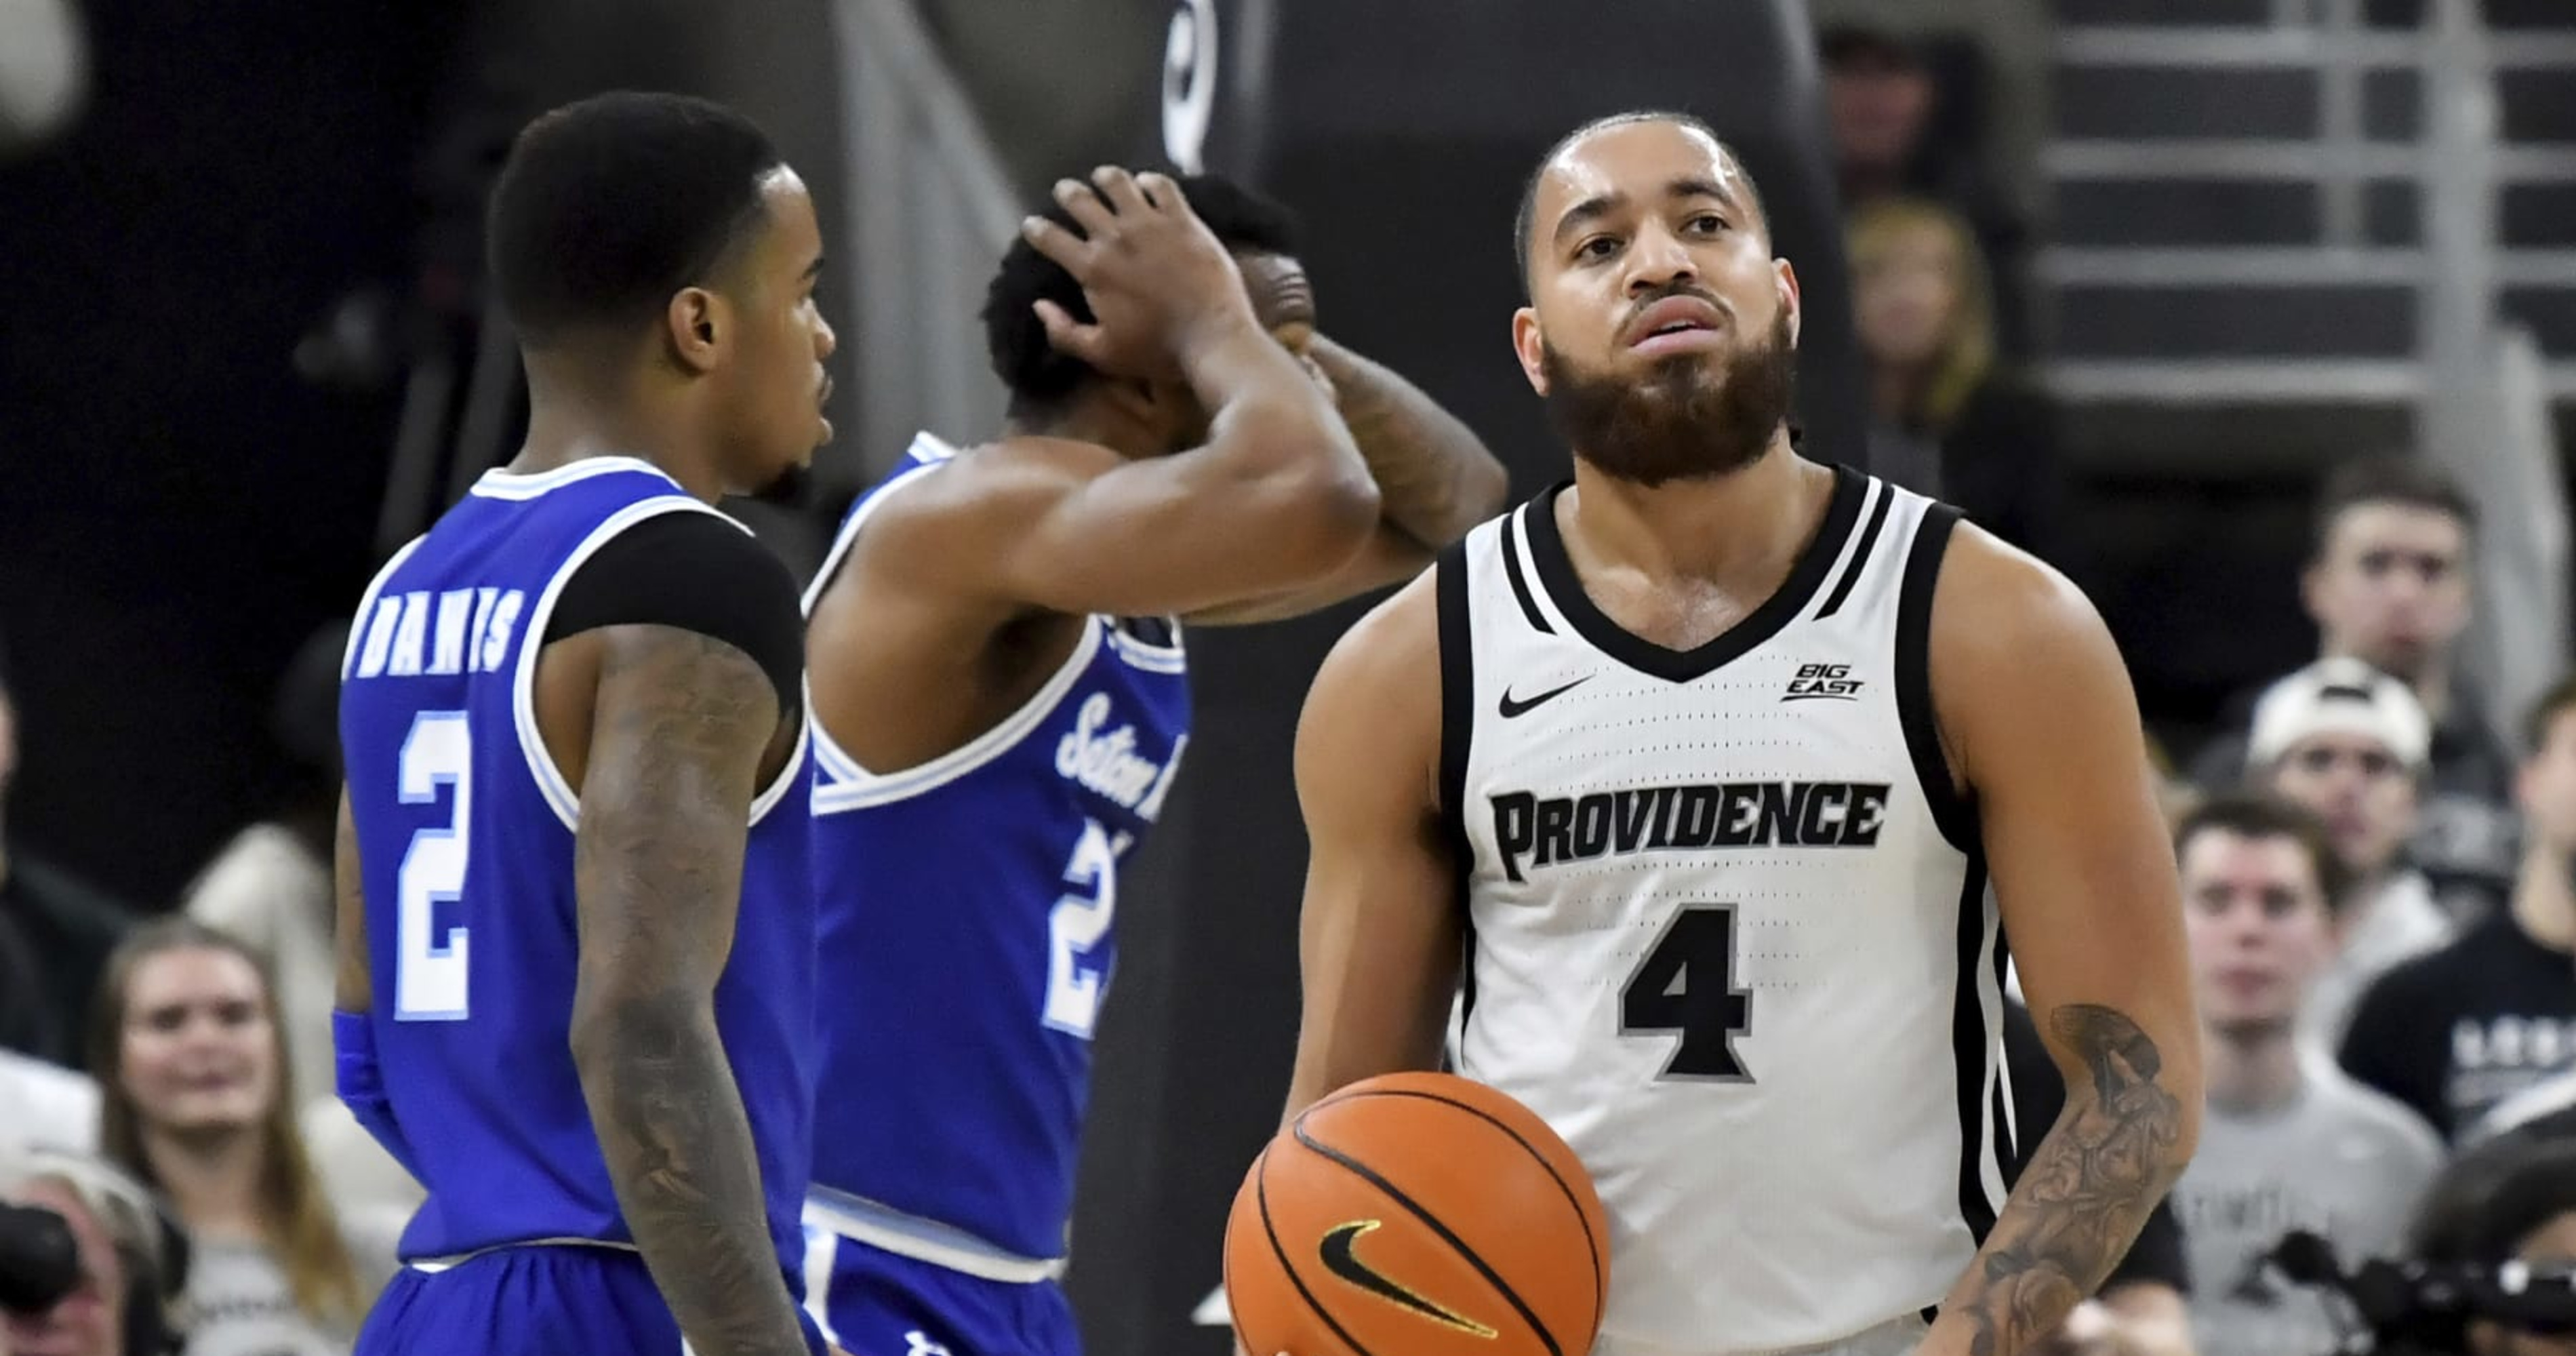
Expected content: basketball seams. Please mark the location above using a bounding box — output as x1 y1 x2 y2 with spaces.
1300 1086 1607 1319
1288 1121 1567 1356
1255 1146 1384 1356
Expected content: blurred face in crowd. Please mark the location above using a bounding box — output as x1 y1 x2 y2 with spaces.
2518 707 2576 854
1514 117 1801 486
0 1178 126 1356
2180 826 2339 1039
1825 52 1933 178
2266 732 2419 881
118 944 280 1138
2469 1210 2576 1356
2303 500 2472 684
1851 215 1965 372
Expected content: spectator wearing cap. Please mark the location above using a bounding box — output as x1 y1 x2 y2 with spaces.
0 633 138 1072
2249 656 2455 1050
2192 456 2518 922
2340 674 2576 1142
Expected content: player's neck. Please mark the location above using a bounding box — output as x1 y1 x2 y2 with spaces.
2510 845 2576 951
1563 436 1826 585
1009 397 1161 462
515 365 723 503
144 1125 268 1239
2203 1024 2306 1115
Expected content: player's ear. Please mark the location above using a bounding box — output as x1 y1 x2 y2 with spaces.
1512 306 1548 396
666 286 726 375
1775 258 1802 348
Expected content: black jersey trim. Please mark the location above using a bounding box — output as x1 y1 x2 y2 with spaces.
1498 516 1554 635
543 508 805 715
1815 479 1894 621
1521 464 1867 684
1895 504 1979 854
1436 537 1478 1026
1951 854 2001 1245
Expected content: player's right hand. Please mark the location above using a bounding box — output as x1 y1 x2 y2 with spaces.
1019 166 1262 379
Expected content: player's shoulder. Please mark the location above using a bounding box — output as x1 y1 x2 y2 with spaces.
2310 1060 2447 1165
1925 517 2122 696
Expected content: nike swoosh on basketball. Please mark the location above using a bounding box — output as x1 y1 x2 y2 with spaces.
1316 1220 1498 1338
1497 675 1592 719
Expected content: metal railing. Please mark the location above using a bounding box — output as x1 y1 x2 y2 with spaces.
824 0 1024 492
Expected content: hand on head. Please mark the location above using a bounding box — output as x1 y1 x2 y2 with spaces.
1019 166 1262 380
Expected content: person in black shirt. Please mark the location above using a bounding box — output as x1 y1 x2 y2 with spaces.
2003 997 2196 1355
0 634 138 1071
2341 674 2576 1141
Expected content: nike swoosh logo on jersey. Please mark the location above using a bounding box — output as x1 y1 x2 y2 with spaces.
1497 675 1592 719
1316 1220 1497 1338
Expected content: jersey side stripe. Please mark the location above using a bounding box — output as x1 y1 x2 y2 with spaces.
1436 534 1478 1023
1949 854 2002 1242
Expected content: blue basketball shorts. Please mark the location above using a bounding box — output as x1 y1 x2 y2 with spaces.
357 1243 830 1356
803 1229 1081 1356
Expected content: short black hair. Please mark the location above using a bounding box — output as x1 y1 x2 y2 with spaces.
2407 1130 2576 1266
1512 111 1769 290
486 92 784 346
2310 454 2478 561
2173 792 2354 912
982 173 1300 421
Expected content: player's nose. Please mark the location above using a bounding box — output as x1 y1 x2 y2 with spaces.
814 313 838 361
1624 224 1697 296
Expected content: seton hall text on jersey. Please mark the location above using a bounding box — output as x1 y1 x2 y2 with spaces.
1056 691 1184 820
1491 779 1893 882
348 586 528 681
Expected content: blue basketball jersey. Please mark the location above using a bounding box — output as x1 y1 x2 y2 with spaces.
804 433 1193 1262
338 456 818 1281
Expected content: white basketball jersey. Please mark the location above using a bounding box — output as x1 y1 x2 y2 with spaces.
1441 468 2013 1355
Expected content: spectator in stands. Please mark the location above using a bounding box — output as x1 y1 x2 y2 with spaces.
90 920 398 1356
2001 999 2196 1356
2404 1132 2576 1356
2342 675 2576 1142
176 620 419 1222
2470 1066 2576 1146
1819 22 2032 355
1847 195 2066 568
0 1147 189 1356
2162 793 2442 1356
0 633 137 1072
2247 657 2453 1050
2192 456 2518 920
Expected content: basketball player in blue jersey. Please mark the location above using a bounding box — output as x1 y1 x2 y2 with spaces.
1279 113 2201 1356
795 167 1508 1356
334 93 839 1356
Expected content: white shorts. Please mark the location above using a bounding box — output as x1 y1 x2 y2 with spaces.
1590 1313 1930 1356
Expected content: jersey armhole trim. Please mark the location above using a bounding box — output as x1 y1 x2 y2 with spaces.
1815 479 1895 621
1435 537 1478 1024
510 498 744 833
1895 504 1980 854
809 615 1106 814
342 536 431 681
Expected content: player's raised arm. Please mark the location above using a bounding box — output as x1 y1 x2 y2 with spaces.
1919 529 2203 1356
1188 332 1508 626
864 168 1380 621
1277 576 1462 1119
569 623 806 1356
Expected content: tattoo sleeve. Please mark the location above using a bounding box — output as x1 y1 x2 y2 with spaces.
1941 1004 2189 1356
1306 334 1506 546
571 628 806 1356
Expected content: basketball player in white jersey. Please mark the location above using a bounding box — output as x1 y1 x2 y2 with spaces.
1276 113 2202 1356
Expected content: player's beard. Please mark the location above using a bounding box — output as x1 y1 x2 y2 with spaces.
1539 306 1796 488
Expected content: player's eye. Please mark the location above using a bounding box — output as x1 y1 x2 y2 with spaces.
1574 236 1619 262
1687 213 1727 235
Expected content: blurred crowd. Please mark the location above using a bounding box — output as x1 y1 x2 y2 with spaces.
1 12 2573 1356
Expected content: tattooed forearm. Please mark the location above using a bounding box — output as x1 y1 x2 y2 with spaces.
1940 1005 2190 1356
1306 335 1507 545
572 628 803 1356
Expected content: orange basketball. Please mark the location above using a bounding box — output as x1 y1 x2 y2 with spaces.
1223 1071 1609 1356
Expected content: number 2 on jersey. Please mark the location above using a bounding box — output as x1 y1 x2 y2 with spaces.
395 711 473 1021
1619 904 1754 1082
1043 820 1119 1038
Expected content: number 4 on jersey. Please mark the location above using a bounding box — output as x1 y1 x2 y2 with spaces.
1619 905 1754 1082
